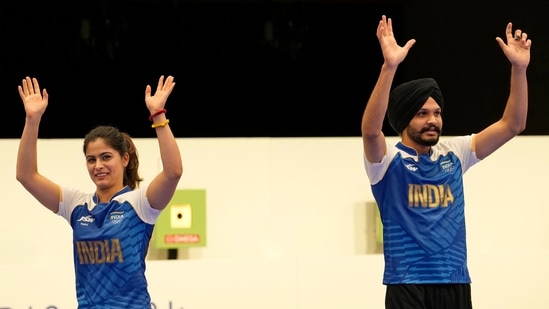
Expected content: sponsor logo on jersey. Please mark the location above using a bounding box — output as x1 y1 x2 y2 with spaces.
405 163 418 172
77 215 95 226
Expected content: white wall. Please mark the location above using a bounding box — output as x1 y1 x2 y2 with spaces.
1 136 548 308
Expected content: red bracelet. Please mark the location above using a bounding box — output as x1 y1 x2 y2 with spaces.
148 109 167 121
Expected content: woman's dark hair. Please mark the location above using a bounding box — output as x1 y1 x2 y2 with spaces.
83 125 143 190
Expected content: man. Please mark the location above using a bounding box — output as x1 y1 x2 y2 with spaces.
361 15 531 309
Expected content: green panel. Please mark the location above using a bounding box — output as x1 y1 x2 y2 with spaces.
375 205 383 244
154 189 207 248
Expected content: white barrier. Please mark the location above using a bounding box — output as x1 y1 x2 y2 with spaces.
1 252 548 308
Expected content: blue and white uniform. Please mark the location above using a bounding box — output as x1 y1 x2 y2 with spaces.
57 186 160 308
364 135 480 284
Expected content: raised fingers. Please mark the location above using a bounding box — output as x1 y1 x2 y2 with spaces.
514 29 527 41
32 77 40 94
163 76 175 92
156 75 165 91
507 22 528 42
377 15 393 37
26 77 40 94
505 22 513 40
20 77 34 97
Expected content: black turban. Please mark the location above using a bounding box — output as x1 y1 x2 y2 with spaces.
387 77 444 134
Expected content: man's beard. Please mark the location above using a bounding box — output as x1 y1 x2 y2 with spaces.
406 126 441 146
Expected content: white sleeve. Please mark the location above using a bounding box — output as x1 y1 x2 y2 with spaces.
57 187 87 223
125 186 162 225
363 143 398 185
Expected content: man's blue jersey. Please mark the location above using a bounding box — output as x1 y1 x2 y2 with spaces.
364 135 480 284
58 186 160 308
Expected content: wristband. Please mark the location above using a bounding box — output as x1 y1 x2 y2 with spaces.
151 119 170 128
148 109 167 121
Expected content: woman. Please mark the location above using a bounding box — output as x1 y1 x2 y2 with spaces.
16 75 183 308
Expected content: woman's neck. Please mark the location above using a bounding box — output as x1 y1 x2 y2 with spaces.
96 186 125 203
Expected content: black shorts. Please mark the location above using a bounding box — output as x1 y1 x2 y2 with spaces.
385 284 472 309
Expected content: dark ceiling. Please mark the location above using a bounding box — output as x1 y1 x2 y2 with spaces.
2 0 547 138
